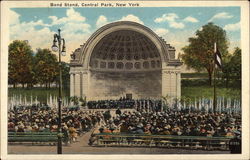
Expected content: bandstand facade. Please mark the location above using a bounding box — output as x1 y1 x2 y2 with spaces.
69 21 182 101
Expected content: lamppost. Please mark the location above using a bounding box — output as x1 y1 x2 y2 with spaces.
51 29 66 154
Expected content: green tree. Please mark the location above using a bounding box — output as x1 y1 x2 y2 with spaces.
222 47 241 88
181 23 229 85
220 54 231 88
34 48 58 89
79 97 86 107
60 62 70 89
231 47 241 82
8 40 34 88
69 96 79 105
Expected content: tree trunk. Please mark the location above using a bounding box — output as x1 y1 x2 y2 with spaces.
226 75 229 88
22 83 25 88
208 71 212 86
13 83 16 88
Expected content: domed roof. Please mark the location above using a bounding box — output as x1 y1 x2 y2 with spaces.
70 21 182 69
89 30 161 72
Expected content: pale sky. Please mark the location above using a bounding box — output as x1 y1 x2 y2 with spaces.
10 7 241 62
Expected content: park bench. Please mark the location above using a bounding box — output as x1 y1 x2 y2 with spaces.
93 133 233 150
8 132 60 145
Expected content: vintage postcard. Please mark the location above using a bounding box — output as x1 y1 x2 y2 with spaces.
0 1 249 160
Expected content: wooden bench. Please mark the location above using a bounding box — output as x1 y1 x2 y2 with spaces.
94 133 233 150
8 132 60 145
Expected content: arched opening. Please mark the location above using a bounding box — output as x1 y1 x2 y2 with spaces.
87 30 162 100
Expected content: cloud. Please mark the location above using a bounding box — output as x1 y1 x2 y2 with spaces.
154 28 169 36
9 8 92 62
169 21 184 29
96 14 143 27
209 12 233 22
154 13 185 29
228 41 240 54
119 14 144 24
61 22 90 35
9 10 20 25
48 8 91 61
158 29 196 59
154 13 178 23
48 8 86 25
10 19 54 52
183 16 198 23
224 22 240 31
48 8 90 34
96 15 108 27
9 10 53 47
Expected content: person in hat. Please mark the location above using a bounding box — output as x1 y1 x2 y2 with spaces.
68 125 78 142
8 122 15 132
43 125 50 132
62 125 69 145
115 107 122 115
17 124 25 132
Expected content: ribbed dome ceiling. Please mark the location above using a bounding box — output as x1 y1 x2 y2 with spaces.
90 30 161 71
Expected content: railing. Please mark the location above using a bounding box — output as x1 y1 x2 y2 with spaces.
93 133 233 150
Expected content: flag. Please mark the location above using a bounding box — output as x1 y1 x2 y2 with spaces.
214 43 222 69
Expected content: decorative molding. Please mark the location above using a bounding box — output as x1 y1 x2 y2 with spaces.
163 70 181 74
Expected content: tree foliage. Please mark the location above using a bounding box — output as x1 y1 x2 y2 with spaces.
8 40 70 89
221 47 241 88
69 96 79 105
33 48 58 88
8 40 34 88
181 23 229 85
59 62 70 89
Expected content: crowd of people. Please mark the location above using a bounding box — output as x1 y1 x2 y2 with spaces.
8 105 107 144
87 98 162 112
93 109 241 138
8 101 242 146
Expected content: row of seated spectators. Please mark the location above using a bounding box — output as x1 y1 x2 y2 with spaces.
93 109 241 138
90 109 241 153
8 103 241 141
8 105 108 144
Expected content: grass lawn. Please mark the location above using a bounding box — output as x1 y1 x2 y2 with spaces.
181 72 208 79
181 86 241 100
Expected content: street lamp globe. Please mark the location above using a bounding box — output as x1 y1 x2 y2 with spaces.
61 47 66 56
61 51 66 56
51 44 58 52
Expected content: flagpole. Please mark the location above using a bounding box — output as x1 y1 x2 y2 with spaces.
213 42 217 113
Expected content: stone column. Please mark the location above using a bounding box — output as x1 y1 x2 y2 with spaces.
75 73 81 97
170 72 174 97
70 73 75 97
176 72 181 98
162 70 171 98
168 71 172 97
80 73 83 97
81 71 88 99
